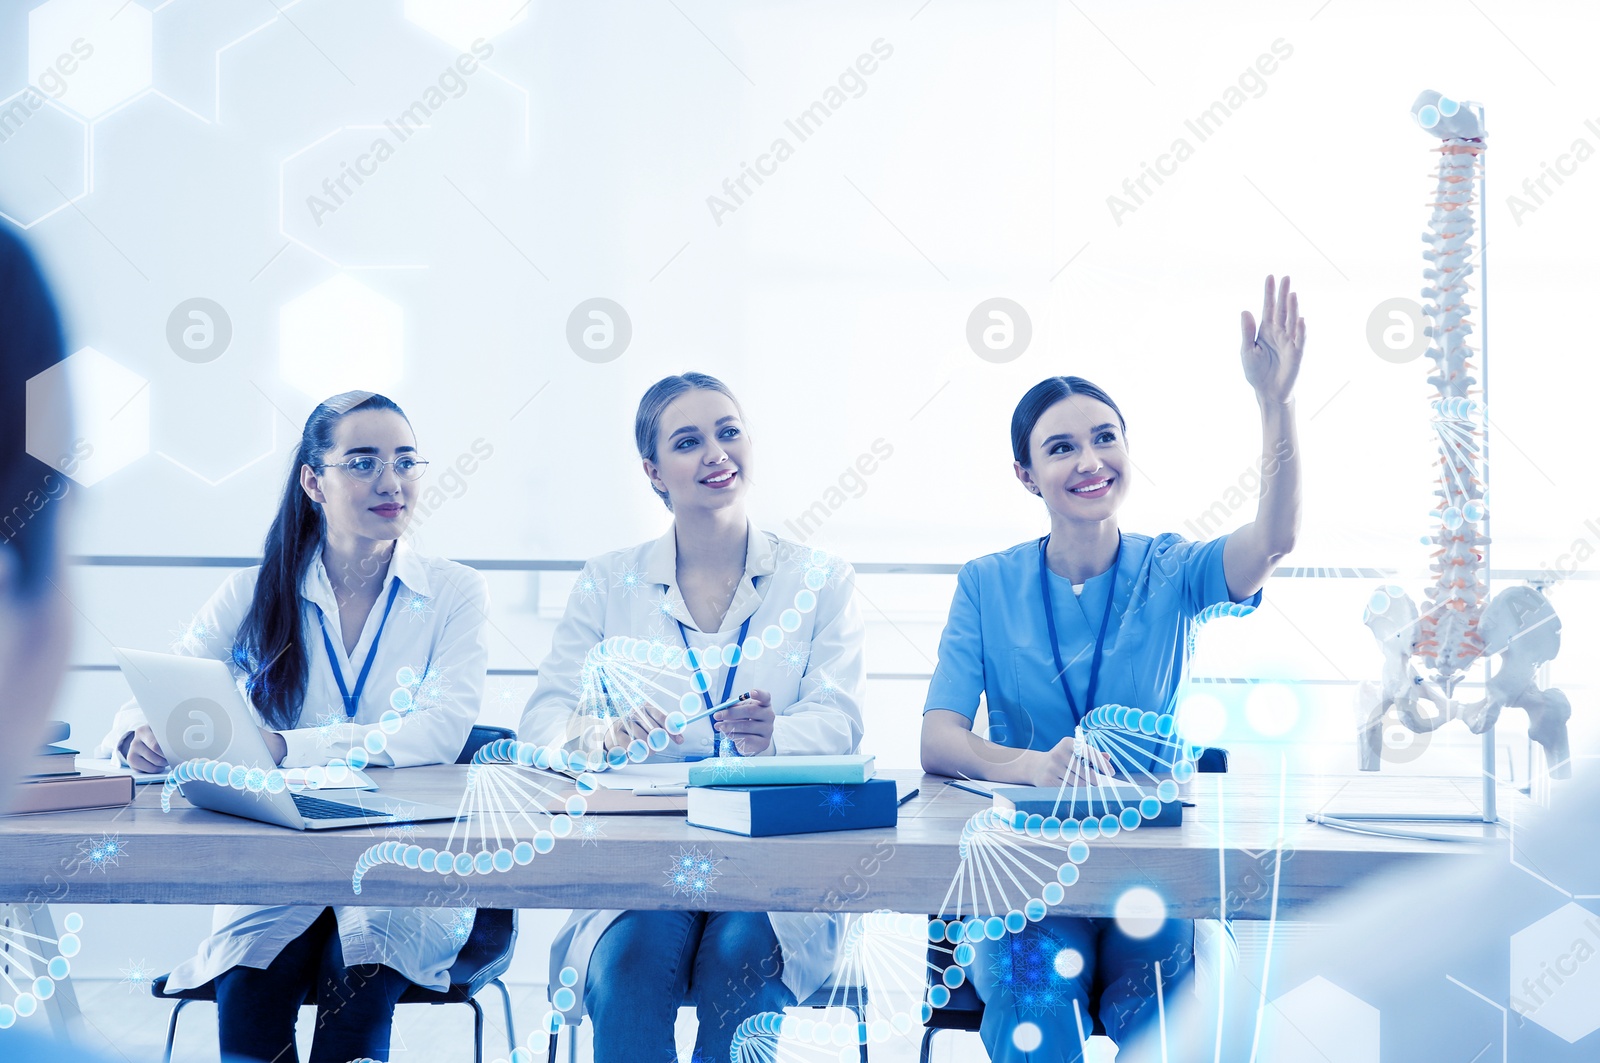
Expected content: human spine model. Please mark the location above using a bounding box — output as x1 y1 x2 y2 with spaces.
1357 90 1571 777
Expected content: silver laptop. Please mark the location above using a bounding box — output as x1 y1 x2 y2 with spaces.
113 647 461 831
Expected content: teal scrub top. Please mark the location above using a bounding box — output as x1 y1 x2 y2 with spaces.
924 532 1260 764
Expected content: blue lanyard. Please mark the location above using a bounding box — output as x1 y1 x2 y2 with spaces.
677 615 753 756
1038 534 1121 726
318 579 403 719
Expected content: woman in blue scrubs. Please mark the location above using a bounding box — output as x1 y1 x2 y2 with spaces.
921 275 1306 1062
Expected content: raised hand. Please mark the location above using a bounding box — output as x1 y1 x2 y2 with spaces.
1240 274 1306 404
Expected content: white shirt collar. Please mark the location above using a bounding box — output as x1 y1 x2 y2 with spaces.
301 537 431 615
641 518 777 632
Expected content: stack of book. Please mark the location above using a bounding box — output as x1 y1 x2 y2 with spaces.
6 722 134 816
685 754 898 837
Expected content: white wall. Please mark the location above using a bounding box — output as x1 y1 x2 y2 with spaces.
5 0 1596 980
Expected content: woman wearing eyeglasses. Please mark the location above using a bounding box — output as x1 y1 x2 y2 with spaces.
97 391 490 1063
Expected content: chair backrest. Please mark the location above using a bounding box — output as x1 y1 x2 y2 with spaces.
446 907 519 996
1196 746 1229 773
458 724 516 765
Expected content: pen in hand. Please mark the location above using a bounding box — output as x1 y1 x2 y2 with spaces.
667 692 751 734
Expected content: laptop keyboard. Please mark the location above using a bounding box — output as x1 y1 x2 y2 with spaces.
290 793 389 820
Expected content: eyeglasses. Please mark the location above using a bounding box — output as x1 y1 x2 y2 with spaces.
316 456 430 482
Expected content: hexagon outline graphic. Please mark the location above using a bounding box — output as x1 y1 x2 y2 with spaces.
26 346 150 487
155 411 281 488
28 0 154 121
0 89 90 229
278 125 429 271
1509 901 1600 1043
403 0 528 53
1262 974 1379 1063
278 273 405 399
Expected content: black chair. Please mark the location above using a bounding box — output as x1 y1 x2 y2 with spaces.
153 724 521 1063
918 747 1229 1062
545 981 871 1063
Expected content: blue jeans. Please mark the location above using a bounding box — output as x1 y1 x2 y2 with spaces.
586 910 796 1063
967 915 1194 1063
214 907 412 1063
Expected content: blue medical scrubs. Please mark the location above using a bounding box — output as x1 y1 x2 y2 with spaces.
924 531 1261 1062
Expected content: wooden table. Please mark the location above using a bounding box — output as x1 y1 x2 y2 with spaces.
0 767 1508 920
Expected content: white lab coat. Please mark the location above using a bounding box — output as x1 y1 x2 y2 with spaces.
520 523 867 1017
96 540 490 992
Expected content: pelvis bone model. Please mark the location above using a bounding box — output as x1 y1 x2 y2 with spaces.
1356 90 1572 778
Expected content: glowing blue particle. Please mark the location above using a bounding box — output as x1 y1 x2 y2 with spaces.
419 849 437 872
514 842 535 865
1120 807 1141 830
1025 899 1047 921
364 731 387 754
985 916 1006 940
1058 863 1080 887
453 853 474 875
1042 882 1065 905
15 994 36 1017
779 608 802 632
945 921 965 943
0 1005 14 1028
1140 796 1162 819
953 942 975 966
1042 816 1061 839
390 688 414 712
943 965 966 988
805 568 826 591
48 957 70 980
396 666 418 687
1156 714 1176 738
762 624 784 648
565 794 588 816
1140 711 1159 734
34 978 53 999
1080 818 1100 841
552 986 576 1012
1173 761 1195 783
927 919 947 942
63 913 82 933
1099 814 1120 837
928 985 951 1008
534 831 555 854
402 845 421 869
1025 814 1044 837
229 765 249 789
1005 910 1027 933
667 709 690 733
493 849 514 873
606 747 627 768
1066 840 1089 864
647 728 669 751
1059 818 1080 840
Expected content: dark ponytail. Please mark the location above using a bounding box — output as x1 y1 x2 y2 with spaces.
232 391 408 729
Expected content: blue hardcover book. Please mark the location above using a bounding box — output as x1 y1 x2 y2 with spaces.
991 784 1183 827
687 778 899 837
